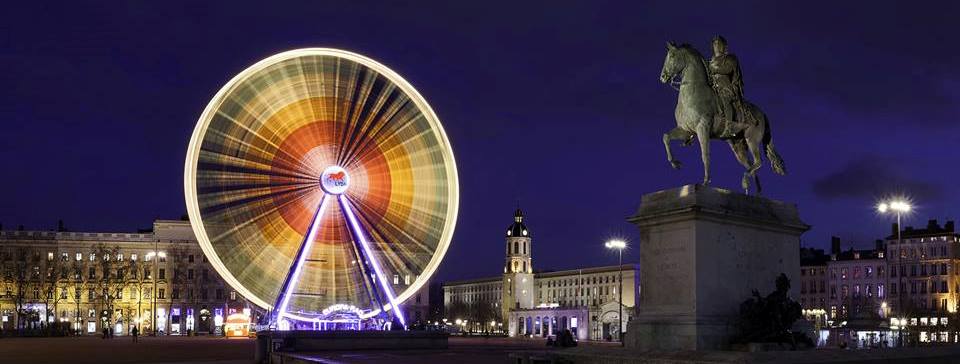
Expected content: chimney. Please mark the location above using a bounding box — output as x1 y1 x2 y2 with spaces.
928 219 939 230
831 236 841 260
946 221 955 232
875 239 884 252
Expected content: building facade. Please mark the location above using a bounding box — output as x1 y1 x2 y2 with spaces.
443 209 638 341
885 219 959 343
798 220 960 345
0 220 260 335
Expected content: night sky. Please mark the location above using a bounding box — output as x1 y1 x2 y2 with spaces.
2 2 959 282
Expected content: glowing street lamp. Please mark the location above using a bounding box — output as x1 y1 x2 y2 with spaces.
877 198 911 347
145 250 166 336
605 239 627 345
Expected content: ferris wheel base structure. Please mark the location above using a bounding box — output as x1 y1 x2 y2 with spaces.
184 48 459 332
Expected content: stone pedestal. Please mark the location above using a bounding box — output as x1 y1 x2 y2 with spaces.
625 184 808 351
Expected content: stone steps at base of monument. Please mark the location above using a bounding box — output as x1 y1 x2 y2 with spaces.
509 345 960 364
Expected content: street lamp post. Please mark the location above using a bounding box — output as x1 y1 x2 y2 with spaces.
877 199 910 347
147 248 166 337
605 239 626 346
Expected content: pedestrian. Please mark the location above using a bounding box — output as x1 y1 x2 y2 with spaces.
109 326 114 339
102 327 108 339
132 325 139 343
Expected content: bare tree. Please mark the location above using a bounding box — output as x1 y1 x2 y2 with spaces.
93 244 125 331
70 255 91 334
1 247 30 330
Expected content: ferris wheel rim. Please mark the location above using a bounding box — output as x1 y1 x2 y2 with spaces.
183 48 460 312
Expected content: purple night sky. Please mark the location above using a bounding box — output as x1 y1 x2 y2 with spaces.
2 2 959 282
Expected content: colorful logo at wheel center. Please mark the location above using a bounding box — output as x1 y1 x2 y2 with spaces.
320 166 350 195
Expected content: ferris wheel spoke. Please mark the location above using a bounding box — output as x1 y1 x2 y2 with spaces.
339 195 406 326
339 100 413 169
346 195 431 263
336 84 405 167
199 183 317 217
199 148 318 182
208 187 319 244
205 125 320 178
273 193 331 321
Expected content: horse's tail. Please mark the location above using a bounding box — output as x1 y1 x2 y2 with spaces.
762 118 786 175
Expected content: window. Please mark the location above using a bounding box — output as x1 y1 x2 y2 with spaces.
188 269 194 279
891 265 897 277
393 274 399 285
158 289 165 299
841 268 848 279
88 289 95 300
188 255 194 263
172 288 180 299
404 275 411 285
117 253 123 261
89 253 95 261
202 269 208 280
144 268 151 279
75 253 82 261
216 289 223 300
88 267 96 279
131 254 138 261
513 242 518 254
230 291 236 300
159 269 165 280
201 289 208 300
942 281 948 293
942 263 948 276
47 252 53 261
159 255 166 263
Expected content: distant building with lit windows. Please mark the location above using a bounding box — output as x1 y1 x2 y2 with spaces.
0 220 260 335
825 236 887 323
885 219 959 343
442 209 638 341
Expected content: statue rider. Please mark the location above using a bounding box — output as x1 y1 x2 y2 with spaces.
709 35 748 138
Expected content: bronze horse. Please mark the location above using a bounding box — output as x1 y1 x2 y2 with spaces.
659 42 785 195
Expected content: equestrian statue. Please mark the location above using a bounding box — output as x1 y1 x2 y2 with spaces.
659 36 785 195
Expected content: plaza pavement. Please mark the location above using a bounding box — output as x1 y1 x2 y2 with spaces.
0 335 617 364
0 335 254 364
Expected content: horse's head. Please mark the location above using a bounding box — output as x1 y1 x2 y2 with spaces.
660 41 685 84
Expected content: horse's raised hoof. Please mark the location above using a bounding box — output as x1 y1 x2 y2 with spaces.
670 160 682 170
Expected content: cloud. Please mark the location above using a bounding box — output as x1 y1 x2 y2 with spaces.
812 155 943 201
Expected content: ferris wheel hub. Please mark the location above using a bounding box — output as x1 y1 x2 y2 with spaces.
319 165 350 195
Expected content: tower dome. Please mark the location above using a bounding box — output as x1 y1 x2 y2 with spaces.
506 208 529 237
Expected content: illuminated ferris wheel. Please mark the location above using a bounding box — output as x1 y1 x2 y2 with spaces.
183 49 459 328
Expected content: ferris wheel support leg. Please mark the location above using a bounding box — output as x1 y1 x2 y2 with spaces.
339 195 406 327
271 194 330 328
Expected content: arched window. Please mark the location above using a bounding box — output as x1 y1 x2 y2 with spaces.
523 261 527 272
523 241 526 255
514 241 519 254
